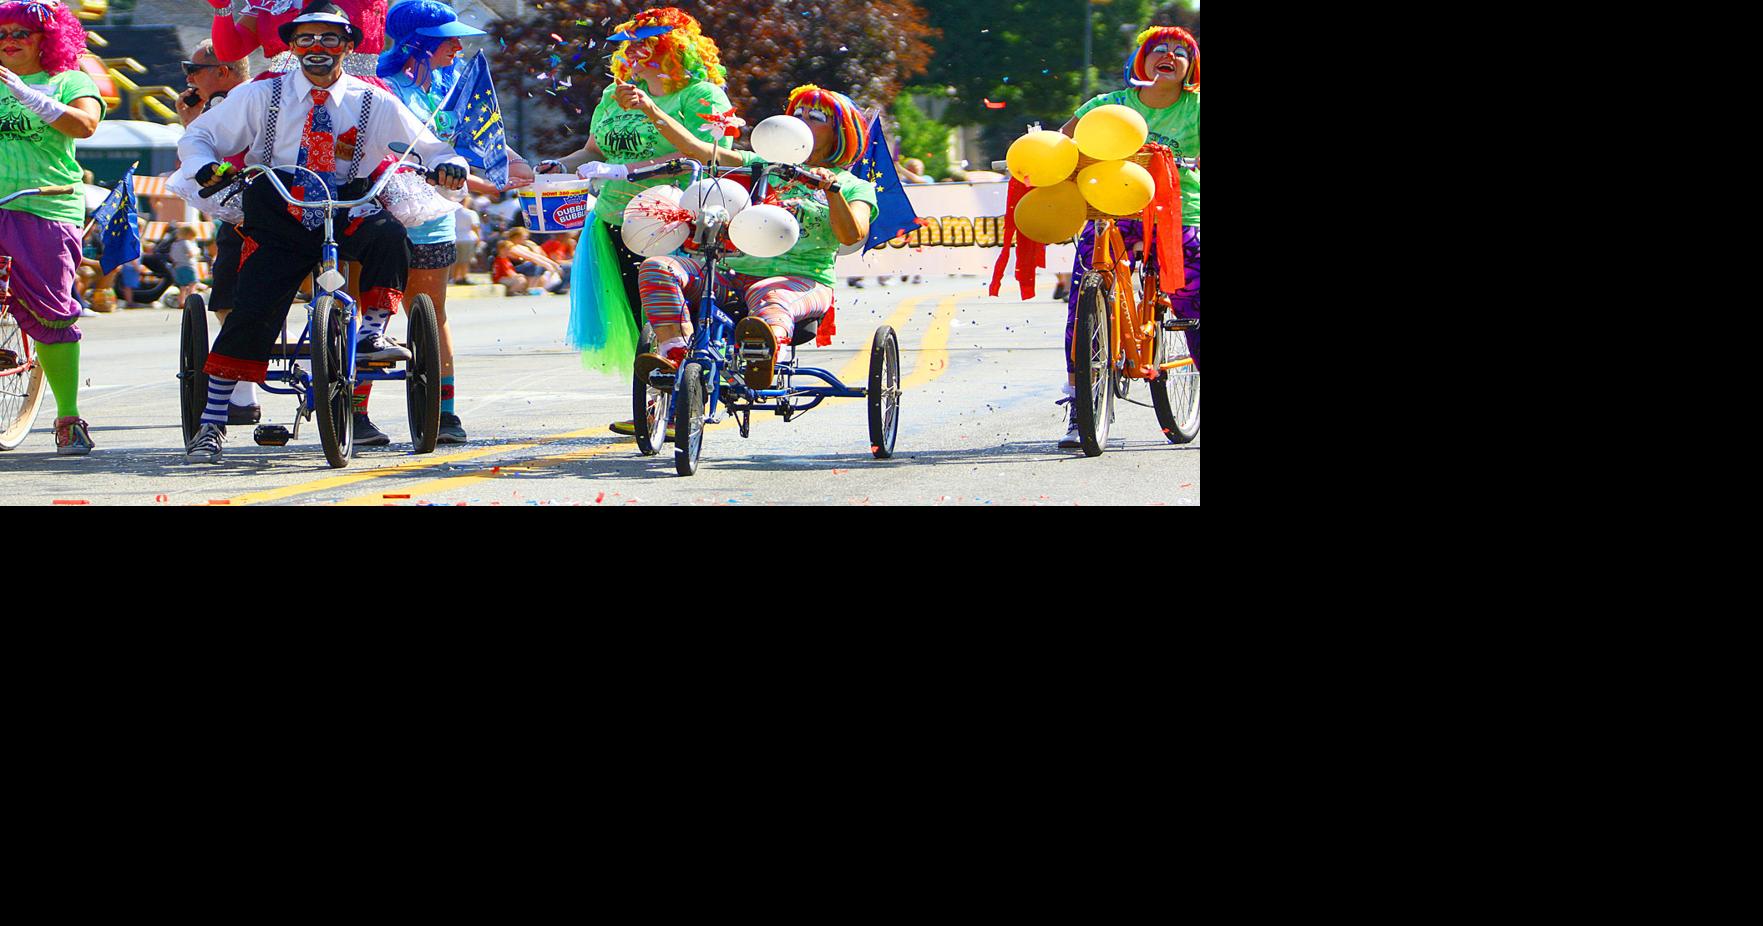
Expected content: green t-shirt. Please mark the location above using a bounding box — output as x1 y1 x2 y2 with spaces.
721 153 878 287
1074 88 1198 226
589 80 733 222
0 69 105 226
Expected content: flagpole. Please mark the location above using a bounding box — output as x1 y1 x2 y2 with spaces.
83 160 140 241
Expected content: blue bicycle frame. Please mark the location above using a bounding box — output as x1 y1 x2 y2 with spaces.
654 160 867 438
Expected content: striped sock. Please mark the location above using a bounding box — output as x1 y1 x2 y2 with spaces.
441 375 455 415
203 376 236 426
359 307 392 338
351 381 372 414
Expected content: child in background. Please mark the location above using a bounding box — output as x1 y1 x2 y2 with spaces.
171 224 206 298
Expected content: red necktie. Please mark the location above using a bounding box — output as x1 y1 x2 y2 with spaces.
293 89 337 228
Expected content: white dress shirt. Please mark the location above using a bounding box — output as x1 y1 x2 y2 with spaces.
179 69 466 180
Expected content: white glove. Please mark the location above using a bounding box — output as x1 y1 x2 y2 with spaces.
0 67 70 124
576 161 629 181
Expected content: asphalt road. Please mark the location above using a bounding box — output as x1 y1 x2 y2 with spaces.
2 275 1199 505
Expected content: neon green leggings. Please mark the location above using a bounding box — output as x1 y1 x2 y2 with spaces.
33 340 79 419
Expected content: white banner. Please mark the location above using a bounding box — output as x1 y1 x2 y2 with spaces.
833 181 1076 279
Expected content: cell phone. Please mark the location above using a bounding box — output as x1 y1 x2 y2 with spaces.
181 89 203 108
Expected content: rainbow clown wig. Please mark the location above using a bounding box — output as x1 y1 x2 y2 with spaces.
785 84 868 169
608 7 726 92
0 1 88 75
1123 26 1200 92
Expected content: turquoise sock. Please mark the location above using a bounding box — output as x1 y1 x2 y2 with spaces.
441 375 455 414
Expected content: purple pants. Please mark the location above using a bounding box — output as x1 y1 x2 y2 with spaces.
0 209 84 345
1064 220 1200 373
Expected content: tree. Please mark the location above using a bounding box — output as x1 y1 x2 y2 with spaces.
916 0 1154 132
488 1 938 150
1149 1 1200 40
890 92 952 177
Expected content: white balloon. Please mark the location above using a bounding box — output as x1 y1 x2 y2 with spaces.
620 186 693 258
727 204 800 258
751 115 814 165
680 177 751 222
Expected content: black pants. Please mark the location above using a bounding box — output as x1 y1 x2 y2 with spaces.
209 222 244 313
204 173 411 383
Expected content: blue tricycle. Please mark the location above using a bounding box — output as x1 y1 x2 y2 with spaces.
178 160 443 468
627 158 901 476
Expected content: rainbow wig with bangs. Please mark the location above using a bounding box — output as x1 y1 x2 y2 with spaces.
1123 26 1200 92
0 1 88 75
785 84 868 169
609 7 726 93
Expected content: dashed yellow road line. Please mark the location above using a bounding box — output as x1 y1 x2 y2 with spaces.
835 292 933 384
222 426 603 505
901 290 982 391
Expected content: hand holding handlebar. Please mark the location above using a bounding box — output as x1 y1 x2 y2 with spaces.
196 161 237 197
428 163 467 190
575 161 631 181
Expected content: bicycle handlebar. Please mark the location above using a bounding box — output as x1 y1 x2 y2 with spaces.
0 184 79 207
221 162 428 211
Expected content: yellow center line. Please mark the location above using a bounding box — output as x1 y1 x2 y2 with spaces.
901 290 984 391
222 426 604 505
834 292 932 384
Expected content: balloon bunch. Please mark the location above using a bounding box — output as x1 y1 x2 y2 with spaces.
621 114 812 260
1005 105 1155 244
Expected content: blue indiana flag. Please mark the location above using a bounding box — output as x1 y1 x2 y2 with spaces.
854 114 921 254
442 51 510 188
93 164 141 275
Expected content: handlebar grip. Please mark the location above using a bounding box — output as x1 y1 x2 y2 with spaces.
627 159 684 183
37 185 76 196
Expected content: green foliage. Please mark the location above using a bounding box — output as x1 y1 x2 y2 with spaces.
890 93 951 178
917 0 1154 131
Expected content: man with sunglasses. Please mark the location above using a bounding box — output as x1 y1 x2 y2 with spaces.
177 1 466 463
174 40 249 126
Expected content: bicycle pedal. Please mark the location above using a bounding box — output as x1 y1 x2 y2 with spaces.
1162 318 1199 331
357 359 397 370
253 424 292 446
0 349 17 370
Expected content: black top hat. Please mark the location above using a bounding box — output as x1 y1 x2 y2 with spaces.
278 1 366 47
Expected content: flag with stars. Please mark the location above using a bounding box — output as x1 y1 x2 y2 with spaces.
442 51 510 188
93 164 142 275
854 115 921 254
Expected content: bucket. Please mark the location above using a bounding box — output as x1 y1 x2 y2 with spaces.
519 177 596 233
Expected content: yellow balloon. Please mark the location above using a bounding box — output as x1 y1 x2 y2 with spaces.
1077 160 1156 217
1006 130 1080 187
1074 104 1149 161
1014 182 1088 245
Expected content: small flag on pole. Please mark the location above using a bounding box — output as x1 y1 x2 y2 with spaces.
442 51 510 188
854 115 921 254
94 164 142 275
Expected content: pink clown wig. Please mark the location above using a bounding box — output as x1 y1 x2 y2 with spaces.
0 1 88 75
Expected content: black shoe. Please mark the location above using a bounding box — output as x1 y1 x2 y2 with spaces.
353 413 391 446
1053 282 1070 301
226 403 262 426
438 413 467 444
356 332 412 362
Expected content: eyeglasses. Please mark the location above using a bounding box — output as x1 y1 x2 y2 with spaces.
291 33 347 49
181 60 220 75
1 29 40 41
